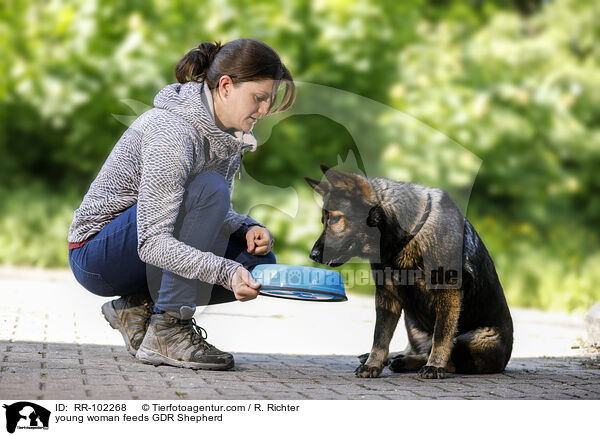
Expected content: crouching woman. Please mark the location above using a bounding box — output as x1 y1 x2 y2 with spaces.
67 39 295 370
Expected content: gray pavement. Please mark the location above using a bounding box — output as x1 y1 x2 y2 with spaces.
1 267 599 400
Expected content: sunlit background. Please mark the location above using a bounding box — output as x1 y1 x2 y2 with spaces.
1 0 598 311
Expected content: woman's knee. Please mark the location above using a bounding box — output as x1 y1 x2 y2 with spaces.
262 250 277 265
245 251 277 272
186 172 230 206
223 235 277 268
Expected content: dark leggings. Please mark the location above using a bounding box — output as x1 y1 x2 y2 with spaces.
68 171 275 311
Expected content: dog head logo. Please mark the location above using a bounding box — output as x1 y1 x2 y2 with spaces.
3 402 51 434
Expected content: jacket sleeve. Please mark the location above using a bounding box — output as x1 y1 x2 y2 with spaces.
136 130 241 290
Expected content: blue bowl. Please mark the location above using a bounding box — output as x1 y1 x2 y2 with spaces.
251 264 347 302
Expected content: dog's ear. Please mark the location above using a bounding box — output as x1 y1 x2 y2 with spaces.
319 164 331 175
367 205 385 228
322 167 376 201
304 177 330 196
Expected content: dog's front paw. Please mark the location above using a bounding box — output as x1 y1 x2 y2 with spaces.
355 363 383 378
418 365 446 379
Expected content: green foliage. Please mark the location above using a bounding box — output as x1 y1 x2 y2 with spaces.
0 0 598 311
0 185 79 267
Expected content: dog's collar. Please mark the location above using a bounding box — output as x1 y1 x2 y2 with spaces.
405 192 432 244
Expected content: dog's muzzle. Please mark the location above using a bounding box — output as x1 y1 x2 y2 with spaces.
309 247 322 263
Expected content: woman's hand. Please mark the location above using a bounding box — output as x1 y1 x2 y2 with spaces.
245 226 274 255
231 266 260 301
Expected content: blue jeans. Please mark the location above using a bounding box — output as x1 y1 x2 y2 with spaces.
68 172 276 312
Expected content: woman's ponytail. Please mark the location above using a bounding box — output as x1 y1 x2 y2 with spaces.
174 39 296 113
174 41 222 84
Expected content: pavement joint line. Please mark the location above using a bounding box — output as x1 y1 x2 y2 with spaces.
297 391 310 399
506 385 527 394
280 381 294 389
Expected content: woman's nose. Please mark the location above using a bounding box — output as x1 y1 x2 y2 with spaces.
258 101 269 116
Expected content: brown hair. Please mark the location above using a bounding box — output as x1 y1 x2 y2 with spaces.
175 38 296 113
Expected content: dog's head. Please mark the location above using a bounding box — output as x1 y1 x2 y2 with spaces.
304 165 384 266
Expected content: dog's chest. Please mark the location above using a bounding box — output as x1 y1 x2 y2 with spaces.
396 284 437 332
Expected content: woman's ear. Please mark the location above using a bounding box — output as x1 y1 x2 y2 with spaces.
367 205 385 228
217 75 234 99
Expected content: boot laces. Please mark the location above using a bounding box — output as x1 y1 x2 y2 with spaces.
140 299 153 330
187 318 210 348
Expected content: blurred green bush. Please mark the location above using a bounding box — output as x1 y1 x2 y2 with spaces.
0 0 598 311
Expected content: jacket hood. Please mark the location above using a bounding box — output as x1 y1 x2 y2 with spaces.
153 80 257 157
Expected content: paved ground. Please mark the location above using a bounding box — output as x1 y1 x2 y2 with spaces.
1 267 599 400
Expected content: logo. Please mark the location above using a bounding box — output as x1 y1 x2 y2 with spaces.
2 402 50 434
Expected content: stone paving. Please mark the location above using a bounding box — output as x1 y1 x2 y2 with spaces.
1 267 599 400
1 341 599 400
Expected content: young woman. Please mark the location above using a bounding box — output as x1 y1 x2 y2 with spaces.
67 39 295 370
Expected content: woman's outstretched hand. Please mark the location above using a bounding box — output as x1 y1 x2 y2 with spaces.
245 226 274 255
231 266 260 301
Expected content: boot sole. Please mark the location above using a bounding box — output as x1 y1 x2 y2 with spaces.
136 347 234 370
101 301 136 357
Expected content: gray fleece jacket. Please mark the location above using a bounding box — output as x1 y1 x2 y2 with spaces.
68 80 262 290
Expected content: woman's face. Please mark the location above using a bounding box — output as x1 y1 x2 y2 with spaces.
213 77 275 133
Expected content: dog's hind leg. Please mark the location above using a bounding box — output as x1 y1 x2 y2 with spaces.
361 343 413 365
387 343 413 361
355 283 402 378
359 345 415 365
450 327 511 374
405 314 433 354
389 314 431 372
389 353 429 372
418 289 462 379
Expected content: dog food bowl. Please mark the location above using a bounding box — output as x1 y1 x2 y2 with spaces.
251 264 347 302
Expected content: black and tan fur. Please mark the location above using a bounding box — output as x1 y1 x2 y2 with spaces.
305 165 513 379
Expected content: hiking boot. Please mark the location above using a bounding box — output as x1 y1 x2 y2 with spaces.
101 292 153 356
136 307 234 370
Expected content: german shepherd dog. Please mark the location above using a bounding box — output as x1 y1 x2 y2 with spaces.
305 165 513 379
